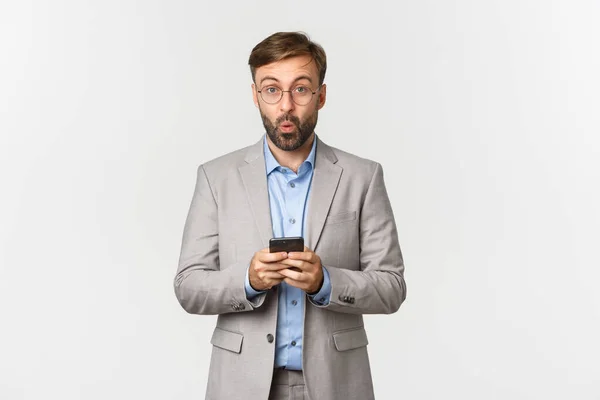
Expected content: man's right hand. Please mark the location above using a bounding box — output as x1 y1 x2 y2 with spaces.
248 248 289 291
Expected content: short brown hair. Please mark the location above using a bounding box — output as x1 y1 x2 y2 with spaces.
248 31 327 86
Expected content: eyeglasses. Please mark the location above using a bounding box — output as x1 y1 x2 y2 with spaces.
257 85 320 106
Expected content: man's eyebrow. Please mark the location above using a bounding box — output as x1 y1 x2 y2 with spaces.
259 76 279 84
292 75 313 83
259 75 314 85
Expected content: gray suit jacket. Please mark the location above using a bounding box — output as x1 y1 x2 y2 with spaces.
174 135 406 400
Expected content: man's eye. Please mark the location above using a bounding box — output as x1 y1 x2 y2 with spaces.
294 86 309 93
265 87 280 94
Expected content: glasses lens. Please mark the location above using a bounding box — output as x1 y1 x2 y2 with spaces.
291 86 313 105
260 87 281 104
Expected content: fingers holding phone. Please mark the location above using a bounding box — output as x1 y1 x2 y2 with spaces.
278 246 325 294
269 237 304 272
248 248 289 291
249 237 313 291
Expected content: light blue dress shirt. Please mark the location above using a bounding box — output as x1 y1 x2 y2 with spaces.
244 134 331 370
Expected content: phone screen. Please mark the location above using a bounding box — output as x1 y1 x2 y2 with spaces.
269 237 304 253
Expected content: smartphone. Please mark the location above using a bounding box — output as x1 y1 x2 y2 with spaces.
269 236 304 253
269 237 304 272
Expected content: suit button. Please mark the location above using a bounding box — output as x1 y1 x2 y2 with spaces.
349 297 355 304
267 334 274 343
238 303 245 310
232 304 238 310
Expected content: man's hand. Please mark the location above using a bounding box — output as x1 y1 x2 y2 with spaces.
248 248 289 291
278 246 324 294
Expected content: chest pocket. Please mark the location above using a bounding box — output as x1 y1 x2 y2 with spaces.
325 211 357 225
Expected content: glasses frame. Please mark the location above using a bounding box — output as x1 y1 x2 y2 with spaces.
257 84 322 106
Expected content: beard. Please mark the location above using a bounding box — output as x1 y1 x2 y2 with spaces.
260 105 318 151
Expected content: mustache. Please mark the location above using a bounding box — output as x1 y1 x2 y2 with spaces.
276 114 301 126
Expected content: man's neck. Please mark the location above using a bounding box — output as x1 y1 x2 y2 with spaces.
266 134 315 174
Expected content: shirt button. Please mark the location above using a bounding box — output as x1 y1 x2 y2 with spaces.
289 218 296 224
289 182 295 188
291 300 297 306
267 334 274 343
291 341 297 346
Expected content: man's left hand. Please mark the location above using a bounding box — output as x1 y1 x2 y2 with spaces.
278 246 324 294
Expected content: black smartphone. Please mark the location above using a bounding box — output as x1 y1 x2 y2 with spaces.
269 236 304 253
269 237 304 272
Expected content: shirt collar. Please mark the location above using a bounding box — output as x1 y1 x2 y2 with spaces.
263 134 317 175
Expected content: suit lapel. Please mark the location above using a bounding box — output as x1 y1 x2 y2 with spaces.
305 137 342 251
239 137 273 249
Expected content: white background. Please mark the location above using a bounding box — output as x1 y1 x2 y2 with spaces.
1 1 599 399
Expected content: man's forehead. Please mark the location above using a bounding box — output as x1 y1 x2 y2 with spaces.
256 55 317 81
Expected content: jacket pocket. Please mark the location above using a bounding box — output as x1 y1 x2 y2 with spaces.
325 211 357 225
210 327 243 353
333 326 369 351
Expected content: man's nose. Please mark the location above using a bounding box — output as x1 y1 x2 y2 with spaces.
279 91 295 113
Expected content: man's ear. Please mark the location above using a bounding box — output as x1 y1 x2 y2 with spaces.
317 83 327 110
252 83 259 108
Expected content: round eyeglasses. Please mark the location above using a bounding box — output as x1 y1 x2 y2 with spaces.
257 85 320 106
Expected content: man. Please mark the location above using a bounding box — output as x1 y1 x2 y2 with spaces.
174 31 406 400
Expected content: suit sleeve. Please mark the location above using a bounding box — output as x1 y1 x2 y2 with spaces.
309 163 407 314
173 164 267 315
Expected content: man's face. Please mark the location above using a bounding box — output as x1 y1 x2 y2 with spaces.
252 55 326 151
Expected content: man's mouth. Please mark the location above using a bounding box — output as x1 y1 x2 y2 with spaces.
279 121 296 132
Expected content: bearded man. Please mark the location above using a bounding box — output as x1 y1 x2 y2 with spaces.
174 31 406 400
